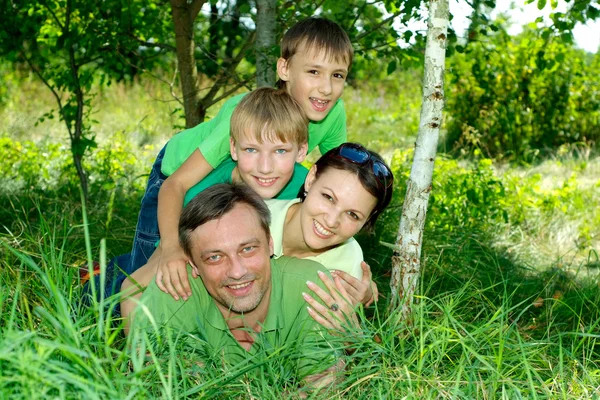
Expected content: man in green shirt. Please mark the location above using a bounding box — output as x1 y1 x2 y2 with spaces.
132 183 343 386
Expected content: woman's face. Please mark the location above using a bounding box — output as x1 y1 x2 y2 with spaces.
299 167 378 252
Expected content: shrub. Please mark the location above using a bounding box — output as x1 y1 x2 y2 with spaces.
445 24 600 161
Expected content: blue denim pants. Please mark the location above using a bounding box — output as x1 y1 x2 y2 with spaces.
83 144 167 312
126 143 168 278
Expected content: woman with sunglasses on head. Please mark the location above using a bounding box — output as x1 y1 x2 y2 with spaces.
265 142 394 329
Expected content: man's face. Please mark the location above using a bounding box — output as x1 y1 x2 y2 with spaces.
188 203 273 315
276 43 349 122
230 133 307 199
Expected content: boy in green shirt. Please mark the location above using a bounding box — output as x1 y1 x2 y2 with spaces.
127 17 353 298
120 87 309 318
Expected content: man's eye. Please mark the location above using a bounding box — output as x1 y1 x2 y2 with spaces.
242 246 256 253
207 255 221 262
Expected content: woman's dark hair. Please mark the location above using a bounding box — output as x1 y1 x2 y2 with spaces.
298 142 394 232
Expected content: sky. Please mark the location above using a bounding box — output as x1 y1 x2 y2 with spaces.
450 0 600 53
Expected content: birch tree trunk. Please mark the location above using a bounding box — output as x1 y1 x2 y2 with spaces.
389 0 449 318
255 0 277 87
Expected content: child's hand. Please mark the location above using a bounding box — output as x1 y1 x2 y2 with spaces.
330 262 378 306
155 246 198 301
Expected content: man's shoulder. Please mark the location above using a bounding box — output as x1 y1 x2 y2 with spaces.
272 256 324 283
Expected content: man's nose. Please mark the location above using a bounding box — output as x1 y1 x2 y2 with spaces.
228 256 248 280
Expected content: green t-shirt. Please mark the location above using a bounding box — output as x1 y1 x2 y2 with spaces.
183 158 308 206
136 256 339 378
266 198 364 279
160 92 347 176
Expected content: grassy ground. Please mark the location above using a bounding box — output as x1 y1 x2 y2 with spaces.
1 73 600 398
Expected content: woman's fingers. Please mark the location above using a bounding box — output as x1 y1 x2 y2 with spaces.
306 306 336 330
330 270 363 305
332 275 359 328
330 263 376 305
305 272 359 332
303 292 339 330
306 278 334 307
365 280 379 307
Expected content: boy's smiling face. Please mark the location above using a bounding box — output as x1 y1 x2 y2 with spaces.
230 133 307 199
277 43 349 122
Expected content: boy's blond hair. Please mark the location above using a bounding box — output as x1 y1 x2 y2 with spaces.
230 87 308 146
278 18 353 87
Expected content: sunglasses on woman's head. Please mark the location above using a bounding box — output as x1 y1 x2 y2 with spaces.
335 143 393 189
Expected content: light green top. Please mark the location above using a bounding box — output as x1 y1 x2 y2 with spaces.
160 92 347 176
183 158 308 206
136 256 338 378
266 198 364 279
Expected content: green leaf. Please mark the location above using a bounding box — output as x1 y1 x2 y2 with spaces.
537 0 547 10
387 60 397 75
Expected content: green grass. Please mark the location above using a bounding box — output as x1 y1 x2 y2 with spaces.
1 71 600 398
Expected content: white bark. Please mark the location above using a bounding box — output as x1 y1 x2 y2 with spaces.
389 0 449 318
255 0 277 87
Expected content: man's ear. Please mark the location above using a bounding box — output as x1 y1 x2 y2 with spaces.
276 58 290 82
295 143 308 163
304 165 317 192
230 137 238 161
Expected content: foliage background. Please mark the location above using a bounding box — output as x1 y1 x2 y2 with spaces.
1 0 600 397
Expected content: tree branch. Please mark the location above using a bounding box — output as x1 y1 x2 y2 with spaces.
358 39 409 52
355 11 402 42
132 35 176 52
209 79 251 106
41 3 64 30
348 0 369 31
20 51 71 140
189 0 207 21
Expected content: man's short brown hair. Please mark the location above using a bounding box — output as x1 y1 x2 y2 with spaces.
230 87 308 146
280 17 353 71
179 183 271 257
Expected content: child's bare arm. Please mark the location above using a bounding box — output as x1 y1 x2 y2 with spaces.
156 149 213 300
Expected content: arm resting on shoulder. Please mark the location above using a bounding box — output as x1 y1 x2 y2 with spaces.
156 149 213 300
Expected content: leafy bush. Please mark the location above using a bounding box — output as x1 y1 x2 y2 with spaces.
369 149 599 278
445 24 600 160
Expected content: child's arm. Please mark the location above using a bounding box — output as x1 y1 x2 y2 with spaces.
156 149 213 301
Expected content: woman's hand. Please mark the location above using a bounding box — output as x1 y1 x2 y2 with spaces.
303 270 359 332
155 245 198 301
330 261 379 306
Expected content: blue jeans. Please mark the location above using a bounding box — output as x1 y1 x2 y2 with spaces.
126 144 167 279
81 253 131 316
83 145 167 306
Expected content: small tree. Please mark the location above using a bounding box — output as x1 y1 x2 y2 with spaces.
389 0 450 319
0 0 121 200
